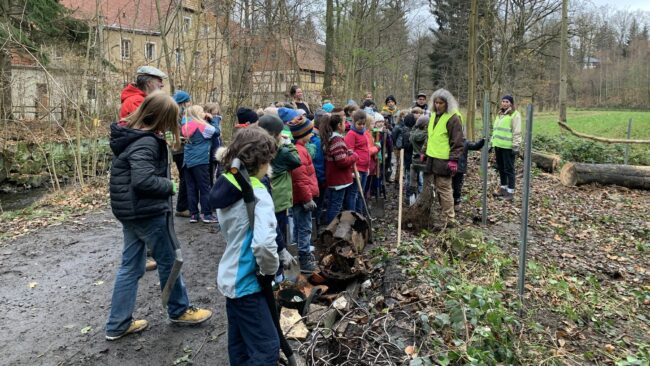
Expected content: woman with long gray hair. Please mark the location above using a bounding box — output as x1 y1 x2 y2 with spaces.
423 89 464 228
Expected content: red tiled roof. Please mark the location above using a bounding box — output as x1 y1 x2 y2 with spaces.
60 0 173 33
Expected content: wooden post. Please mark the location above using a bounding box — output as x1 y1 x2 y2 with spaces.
397 150 404 246
624 118 632 165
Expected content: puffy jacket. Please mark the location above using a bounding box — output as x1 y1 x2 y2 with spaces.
409 128 427 169
119 84 146 119
209 116 222 162
212 172 279 299
344 126 370 173
270 140 301 212
291 141 319 204
325 133 358 187
309 131 326 183
181 119 215 168
109 123 174 220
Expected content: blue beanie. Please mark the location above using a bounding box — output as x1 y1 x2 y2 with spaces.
278 107 300 123
173 90 190 104
322 102 335 113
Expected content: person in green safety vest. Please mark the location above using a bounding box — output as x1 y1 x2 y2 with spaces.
491 95 522 201
423 88 464 228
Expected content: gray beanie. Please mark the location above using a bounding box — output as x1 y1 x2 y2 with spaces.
258 114 284 137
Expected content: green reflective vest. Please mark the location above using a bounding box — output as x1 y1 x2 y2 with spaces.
426 111 458 160
492 111 519 149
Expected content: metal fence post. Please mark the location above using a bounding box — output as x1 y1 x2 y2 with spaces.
517 104 534 309
624 118 632 165
481 93 490 225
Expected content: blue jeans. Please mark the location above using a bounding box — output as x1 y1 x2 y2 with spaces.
292 204 313 257
354 172 368 214
185 164 211 215
106 215 189 336
226 292 279 366
326 185 356 224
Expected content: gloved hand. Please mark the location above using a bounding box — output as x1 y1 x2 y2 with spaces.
303 200 317 211
278 248 298 270
420 153 426 162
448 160 458 175
171 181 178 195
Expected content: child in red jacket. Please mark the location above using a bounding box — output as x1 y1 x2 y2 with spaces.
319 114 358 224
345 109 370 214
288 116 319 272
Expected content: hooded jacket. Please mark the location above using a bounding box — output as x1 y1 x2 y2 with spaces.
109 123 174 220
291 141 319 205
270 139 301 212
344 126 371 173
119 84 147 119
211 172 279 299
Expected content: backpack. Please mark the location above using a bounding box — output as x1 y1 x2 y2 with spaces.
397 126 411 150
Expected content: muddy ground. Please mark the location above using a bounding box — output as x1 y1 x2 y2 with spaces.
0 208 229 366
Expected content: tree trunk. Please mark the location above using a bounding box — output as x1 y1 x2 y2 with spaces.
466 0 478 140
560 163 650 190
402 173 438 231
0 49 12 121
558 0 569 123
322 0 334 100
520 150 561 173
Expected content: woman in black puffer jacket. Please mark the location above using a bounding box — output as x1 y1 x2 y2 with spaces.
105 91 212 341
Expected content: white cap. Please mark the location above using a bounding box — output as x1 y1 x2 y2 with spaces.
136 66 167 79
374 112 385 122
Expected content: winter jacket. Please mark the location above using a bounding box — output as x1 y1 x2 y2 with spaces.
325 132 358 187
119 84 146 119
291 141 319 204
366 131 379 175
109 123 174 221
344 126 371 173
409 128 427 169
293 101 314 121
424 113 464 176
413 102 429 113
392 122 407 149
309 131 326 183
458 139 485 174
209 116 222 162
270 139 301 212
181 119 215 168
212 172 279 299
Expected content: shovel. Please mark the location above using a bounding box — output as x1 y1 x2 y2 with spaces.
354 166 373 243
162 148 183 308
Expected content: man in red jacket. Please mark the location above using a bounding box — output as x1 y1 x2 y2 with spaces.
119 66 167 119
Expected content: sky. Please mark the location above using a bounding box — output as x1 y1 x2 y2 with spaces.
589 0 650 11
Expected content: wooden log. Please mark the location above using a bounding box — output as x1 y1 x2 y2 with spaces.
560 162 650 190
521 150 561 173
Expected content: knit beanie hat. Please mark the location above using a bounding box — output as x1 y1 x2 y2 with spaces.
258 114 284 137
404 113 416 128
278 107 300 123
173 90 190 104
237 107 258 124
322 102 335 113
502 95 514 105
385 95 396 105
289 117 314 140
415 115 428 129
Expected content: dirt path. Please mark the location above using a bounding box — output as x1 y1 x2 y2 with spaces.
0 208 229 366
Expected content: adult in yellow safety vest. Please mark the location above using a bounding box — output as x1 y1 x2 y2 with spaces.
491 95 521 201
423 88 464 228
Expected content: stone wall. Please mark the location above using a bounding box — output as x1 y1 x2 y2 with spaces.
0 138 111 190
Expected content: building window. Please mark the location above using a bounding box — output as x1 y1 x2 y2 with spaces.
193 51 201 69
145 42 156 60
121 39 131 59
310 70 316 83
278 73 284 82
183 17 191 33
175 48 184 64
201 25 210 36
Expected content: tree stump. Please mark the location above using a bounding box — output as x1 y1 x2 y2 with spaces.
401 173 440 231
560 162 650 190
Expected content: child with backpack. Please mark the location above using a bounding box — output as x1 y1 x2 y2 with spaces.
181 105 218 223
288 116 319 272
319 114 358 224
210 126 281 365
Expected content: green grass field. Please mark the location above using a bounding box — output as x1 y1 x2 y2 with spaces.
470 109 650 165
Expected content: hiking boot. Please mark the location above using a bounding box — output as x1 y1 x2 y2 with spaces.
454 202 461 212
201 213 218 224
170 306 213 325
299 254 317 274
189 214 199 223
145 259 157 271
493 187 507 197
105 319 148 341
500 191 514 201
175 210 191 218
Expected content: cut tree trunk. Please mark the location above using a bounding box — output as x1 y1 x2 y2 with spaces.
520 150 561 173
402 173 438 231
560 163 650 190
